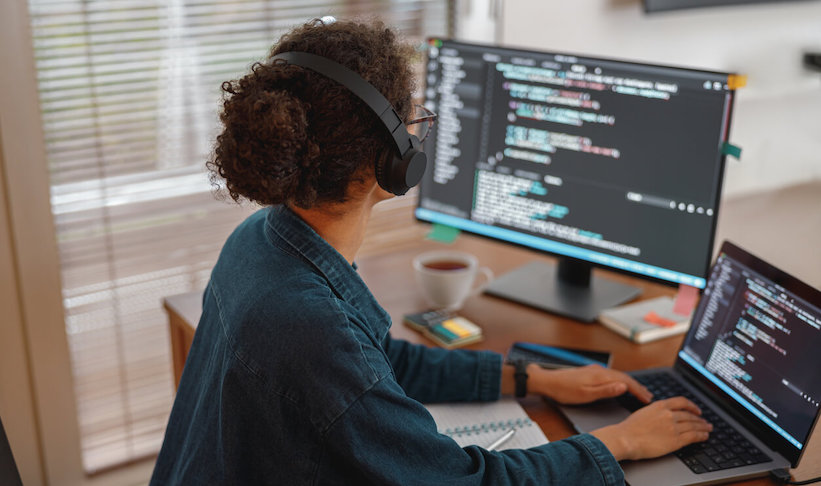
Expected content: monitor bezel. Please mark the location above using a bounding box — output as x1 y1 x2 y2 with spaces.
415 38 737 290
644 0 808 13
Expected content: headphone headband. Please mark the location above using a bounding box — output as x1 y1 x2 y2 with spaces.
271 52 414 156
270 51 427 196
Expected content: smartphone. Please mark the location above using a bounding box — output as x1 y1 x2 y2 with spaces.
505 341 612 369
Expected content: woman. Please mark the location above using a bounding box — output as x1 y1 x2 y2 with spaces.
151 18 712 485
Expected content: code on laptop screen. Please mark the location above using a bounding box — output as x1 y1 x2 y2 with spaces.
680 252 821 450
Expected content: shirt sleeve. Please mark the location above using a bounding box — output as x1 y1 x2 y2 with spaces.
382 333 502 403
321 375 625 486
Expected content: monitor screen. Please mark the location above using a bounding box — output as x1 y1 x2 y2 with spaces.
415 39 737 320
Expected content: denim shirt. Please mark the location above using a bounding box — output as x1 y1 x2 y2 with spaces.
151 206 625 485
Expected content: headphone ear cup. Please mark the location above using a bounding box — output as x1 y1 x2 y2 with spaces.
382 135 427 196
400 149 427 194
401 135 427 193
374 148 392 194
375 136 428 196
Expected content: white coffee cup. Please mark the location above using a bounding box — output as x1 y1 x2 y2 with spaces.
412 250 494 310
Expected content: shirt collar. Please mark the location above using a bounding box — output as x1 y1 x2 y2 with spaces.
263 205 391 340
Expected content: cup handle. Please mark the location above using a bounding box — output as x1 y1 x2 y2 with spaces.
469 267 494 297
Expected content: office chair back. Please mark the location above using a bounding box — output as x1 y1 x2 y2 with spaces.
0 415 23 486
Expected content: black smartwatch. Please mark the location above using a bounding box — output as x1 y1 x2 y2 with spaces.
513 360 529 398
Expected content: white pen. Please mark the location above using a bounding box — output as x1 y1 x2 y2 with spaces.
486 428 516 451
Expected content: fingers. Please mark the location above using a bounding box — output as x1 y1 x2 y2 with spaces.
679 429 711 445
664 402 713 447
672 411 713 446
671 411 712 429
591 367 652 403
621 375 653 403
660 396 703 415
583 381 628 400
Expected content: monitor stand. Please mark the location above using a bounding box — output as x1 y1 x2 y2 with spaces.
484 258 641 322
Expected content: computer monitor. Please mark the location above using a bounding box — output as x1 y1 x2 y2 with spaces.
415 39 738 321
644 0 805 13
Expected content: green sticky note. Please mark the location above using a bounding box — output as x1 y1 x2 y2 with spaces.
431 324 459 342
427 223 460 243
722 142 742 159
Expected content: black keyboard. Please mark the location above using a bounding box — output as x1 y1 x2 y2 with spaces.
616 372 771 474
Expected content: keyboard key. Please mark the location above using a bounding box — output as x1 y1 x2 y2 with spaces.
727 458 744 468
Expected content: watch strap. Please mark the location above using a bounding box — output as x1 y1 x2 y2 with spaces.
513 360 529 398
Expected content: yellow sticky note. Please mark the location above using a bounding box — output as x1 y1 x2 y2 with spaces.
441 319 471 338
727 74 747 90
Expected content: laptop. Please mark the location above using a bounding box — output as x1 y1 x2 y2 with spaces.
559 241 821 486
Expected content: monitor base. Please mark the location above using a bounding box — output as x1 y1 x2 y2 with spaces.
484 261 641 322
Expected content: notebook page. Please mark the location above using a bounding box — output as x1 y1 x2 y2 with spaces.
424 398 549 450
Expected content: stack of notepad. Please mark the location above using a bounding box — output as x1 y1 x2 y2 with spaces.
403 310 483 349
598 296 692 344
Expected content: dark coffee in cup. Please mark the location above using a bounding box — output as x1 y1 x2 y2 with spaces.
413 250 494 309
422 260 469 271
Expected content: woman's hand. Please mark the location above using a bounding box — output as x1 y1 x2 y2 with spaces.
591 397 713 461
528 363 653 405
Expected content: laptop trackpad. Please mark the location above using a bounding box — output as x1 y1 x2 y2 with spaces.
622 454 695 486
558 398 630 433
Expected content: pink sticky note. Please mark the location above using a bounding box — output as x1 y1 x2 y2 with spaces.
672 284 699 316
643 311 677 328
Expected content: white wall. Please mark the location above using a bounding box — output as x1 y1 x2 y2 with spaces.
457 0 501 42
498 0 821 197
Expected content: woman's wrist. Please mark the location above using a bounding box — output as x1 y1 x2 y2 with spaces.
500 362 516 395
502 361 561 399
523 362 553 398
591 425 632 461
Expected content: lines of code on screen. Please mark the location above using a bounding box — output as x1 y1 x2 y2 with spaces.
683 254 821 446
418 41 734 284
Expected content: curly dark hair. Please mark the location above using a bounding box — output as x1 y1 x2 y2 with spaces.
208 18 416 208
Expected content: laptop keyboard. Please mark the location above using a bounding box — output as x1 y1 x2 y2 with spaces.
616 371 772 474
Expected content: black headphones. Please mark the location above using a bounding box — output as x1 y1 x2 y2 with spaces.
271 51 427 196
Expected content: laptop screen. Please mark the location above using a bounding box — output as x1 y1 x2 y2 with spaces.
677 241 821 464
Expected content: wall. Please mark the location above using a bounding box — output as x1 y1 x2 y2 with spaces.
500 0 821 198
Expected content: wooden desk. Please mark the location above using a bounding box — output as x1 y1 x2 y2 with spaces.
163 230 820 485
163 292 203 389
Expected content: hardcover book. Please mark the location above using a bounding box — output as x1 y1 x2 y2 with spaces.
598 296 692 344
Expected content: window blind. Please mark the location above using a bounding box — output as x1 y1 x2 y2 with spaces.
27 0 453 473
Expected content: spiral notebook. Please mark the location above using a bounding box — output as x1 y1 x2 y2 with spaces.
425 398 549 450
